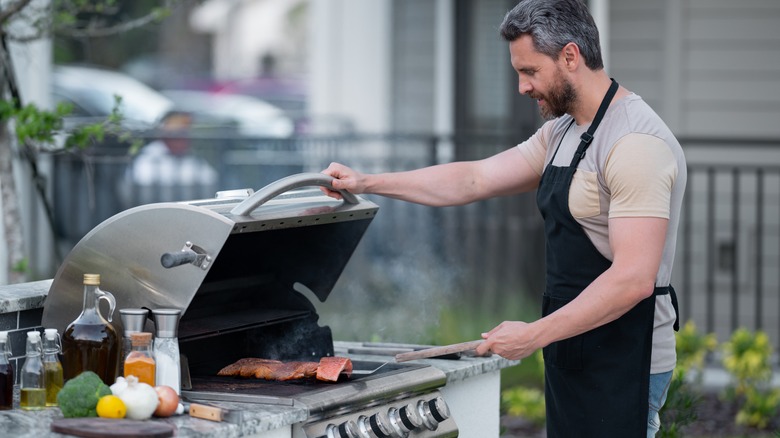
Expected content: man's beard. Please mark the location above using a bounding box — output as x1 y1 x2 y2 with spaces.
534 70 577 120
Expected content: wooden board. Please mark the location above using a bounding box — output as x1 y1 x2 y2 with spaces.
51 418 175 438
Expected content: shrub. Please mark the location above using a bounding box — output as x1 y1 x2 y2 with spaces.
721 328 779 429
659 321 716 438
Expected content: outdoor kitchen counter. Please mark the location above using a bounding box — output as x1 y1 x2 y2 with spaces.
0 281 518 437
0 393 306 438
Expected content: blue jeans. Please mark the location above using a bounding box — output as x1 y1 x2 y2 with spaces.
648 370 674 437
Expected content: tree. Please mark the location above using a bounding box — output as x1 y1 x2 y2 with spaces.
0 0 176 284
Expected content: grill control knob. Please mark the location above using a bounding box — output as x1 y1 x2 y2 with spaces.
427 397 450 423
325 420 360 438
367 412 398 437
388 404 423 434
357 414 392 438
417 396 451 430
357 415 379 438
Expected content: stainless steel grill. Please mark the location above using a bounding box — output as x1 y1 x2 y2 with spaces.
42 173 458 438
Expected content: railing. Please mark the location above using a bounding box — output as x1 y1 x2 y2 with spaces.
677 138 780 352
45 132 780 351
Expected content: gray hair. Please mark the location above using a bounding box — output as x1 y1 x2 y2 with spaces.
499 0 604 70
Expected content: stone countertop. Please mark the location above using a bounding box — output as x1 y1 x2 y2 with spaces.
0 279 51 313
0 398 306 438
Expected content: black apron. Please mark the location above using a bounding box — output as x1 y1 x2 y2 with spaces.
536 79 679 437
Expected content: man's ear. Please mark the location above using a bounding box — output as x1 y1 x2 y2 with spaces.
560 42 580 71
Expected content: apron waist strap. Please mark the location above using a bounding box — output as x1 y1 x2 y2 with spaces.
653 285 680 332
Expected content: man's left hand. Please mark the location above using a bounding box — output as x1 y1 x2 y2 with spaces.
476 320 539 360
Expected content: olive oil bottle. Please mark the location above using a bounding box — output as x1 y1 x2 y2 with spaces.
43 328 64 406
62 274 120 386
20 331 46 410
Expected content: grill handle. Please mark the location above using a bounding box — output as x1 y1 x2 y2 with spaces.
161 250 197 268
230 173 359 216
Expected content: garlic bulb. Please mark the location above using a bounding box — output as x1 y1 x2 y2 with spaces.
110 375 159 420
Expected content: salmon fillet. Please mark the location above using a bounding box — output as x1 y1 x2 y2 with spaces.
316 356 353 382
217 356 352 382
217 358 282 377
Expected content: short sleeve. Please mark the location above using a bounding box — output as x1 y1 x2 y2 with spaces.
605 133 678 218
516 123 553 176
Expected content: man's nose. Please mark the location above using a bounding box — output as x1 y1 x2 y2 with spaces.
519 79 532 95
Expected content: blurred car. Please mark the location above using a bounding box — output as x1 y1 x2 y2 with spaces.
51 64 176 132
213 76 307 115
159 89 295 138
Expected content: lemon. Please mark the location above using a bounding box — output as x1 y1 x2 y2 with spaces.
96 394 127 419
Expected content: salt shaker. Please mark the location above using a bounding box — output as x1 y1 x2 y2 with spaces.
152 308 182 394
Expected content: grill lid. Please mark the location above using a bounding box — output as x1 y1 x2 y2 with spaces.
42 173 379 337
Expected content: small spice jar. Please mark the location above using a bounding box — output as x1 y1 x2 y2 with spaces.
124 332 155 386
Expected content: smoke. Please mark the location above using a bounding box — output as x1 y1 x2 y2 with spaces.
318 240 462 343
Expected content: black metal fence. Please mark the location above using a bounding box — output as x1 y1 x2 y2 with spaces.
45 133 780 351
677 139 780 351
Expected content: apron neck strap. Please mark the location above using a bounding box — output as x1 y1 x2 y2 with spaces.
569 78 619 167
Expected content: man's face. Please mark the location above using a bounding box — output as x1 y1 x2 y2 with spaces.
509 35 577 120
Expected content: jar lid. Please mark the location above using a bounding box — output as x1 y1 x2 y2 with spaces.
83 273 101 285
130 332 153 345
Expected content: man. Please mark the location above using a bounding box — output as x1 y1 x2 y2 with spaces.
118 112 219 208
321 1 685 436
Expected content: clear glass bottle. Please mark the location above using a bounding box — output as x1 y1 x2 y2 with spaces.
152 309 181 394
119 308 149 377
20 331 46 410
124 332 156 387
43 328 64 407
62 273 120 386
0 331 13 410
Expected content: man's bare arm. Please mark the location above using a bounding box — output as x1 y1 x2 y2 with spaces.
322 147 540 207
478 216 668 359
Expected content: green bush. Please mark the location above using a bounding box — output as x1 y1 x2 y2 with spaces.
659 321 716 438
500 351 546 426
721 328 779 429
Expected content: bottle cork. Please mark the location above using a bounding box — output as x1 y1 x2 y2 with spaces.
130 332 152 346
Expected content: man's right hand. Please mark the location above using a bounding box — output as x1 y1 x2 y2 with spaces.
321 162 365 199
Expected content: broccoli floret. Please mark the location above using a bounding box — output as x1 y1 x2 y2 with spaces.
56 371 112 418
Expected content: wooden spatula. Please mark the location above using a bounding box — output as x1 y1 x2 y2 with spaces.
394 340 485 362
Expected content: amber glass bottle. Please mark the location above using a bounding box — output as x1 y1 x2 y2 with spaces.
62 274 120 386
0 331 13 410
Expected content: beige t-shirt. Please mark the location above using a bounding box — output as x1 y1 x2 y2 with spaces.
517 93 686 374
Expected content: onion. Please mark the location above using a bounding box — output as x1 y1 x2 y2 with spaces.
154 385 180 417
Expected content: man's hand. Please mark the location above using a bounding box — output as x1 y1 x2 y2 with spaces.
321 162 365 199
476 320 540 360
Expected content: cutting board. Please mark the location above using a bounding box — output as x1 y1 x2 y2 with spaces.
51 418 175 438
